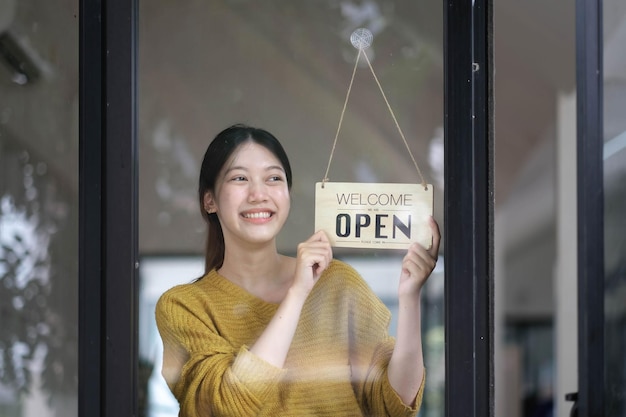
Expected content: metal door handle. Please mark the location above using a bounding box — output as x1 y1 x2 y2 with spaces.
565 392 578 417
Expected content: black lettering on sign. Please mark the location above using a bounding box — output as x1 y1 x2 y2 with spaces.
355 214 370 237
393 215 411 239
334 213 413 240
335 193 414 206
375 214 388 238
336 213 351 237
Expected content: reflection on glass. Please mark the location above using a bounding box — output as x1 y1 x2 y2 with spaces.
0 1 78 416
139 1 443 416
139 256 444 417
138 0 444 254
604 0 626 414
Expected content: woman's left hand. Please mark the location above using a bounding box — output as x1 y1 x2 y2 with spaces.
398 217 441 298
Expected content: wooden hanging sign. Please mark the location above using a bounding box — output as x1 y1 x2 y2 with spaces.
315 182 433 250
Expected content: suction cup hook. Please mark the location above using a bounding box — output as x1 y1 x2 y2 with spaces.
350 28 373 50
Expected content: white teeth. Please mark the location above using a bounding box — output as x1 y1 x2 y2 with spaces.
244 212 271 219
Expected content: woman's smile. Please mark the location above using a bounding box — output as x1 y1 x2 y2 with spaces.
241 210 274 221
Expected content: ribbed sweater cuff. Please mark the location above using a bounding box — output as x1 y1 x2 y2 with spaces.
382 368 425 416
230 346 286 400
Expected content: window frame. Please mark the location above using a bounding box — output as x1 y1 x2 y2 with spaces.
78 1 495 416
575 0 605 415
443 0 494 416
79 0 138 416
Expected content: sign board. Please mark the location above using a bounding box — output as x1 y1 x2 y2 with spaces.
315 182 433 250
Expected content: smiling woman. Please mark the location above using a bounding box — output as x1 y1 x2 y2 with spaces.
198 125 293 272
154 124 440 416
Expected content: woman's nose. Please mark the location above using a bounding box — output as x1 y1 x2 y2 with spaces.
247 180 268 202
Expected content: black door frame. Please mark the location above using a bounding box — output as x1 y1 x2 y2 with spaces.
444 0 494 416
77 1 494 416
575 0 604 415
79 0 138 416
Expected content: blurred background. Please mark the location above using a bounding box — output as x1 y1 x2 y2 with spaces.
1 1 625 416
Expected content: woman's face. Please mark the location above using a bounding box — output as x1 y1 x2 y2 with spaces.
205 142 291 247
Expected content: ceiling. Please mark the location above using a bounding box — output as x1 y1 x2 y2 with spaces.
137 0 581 254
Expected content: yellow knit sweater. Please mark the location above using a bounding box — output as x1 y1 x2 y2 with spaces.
155 259 424 417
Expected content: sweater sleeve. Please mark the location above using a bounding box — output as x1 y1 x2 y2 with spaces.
155 287 286 417
341 263 424 417
363 339 425 416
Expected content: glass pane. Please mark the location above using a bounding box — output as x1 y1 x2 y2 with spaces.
603 0 626 414
138 1 444 416
0 1 79 416
492 0 576 415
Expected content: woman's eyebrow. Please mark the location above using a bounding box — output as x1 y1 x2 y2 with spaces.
266 165 286 172
223 165 285 174
223 165 248 173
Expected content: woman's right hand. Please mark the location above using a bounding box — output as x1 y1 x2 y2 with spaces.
291 230 333 297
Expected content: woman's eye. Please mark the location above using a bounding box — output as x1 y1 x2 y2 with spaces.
230 176 246 182
268 175 284 182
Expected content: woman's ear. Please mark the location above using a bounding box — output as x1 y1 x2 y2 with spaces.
203 192 217 214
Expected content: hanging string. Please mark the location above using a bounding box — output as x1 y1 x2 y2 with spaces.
322 48 362 188
361 51 427 190
322 29 428 190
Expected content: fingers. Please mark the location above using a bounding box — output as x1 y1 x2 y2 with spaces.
411 217 440 257
300 231 332 261
296 231 333 280
400 217 441 285
403 243 437 277
306 230 331 244
428 216 441 258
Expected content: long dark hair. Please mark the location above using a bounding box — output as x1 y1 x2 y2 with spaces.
198 124 293 273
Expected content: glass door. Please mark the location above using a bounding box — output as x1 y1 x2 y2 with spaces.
137 2 447 416
575 0 626 415
603 0 626 415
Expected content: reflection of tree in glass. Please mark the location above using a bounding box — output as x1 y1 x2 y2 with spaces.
150 120 199 223
0 196 51 394
0 147 76 404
